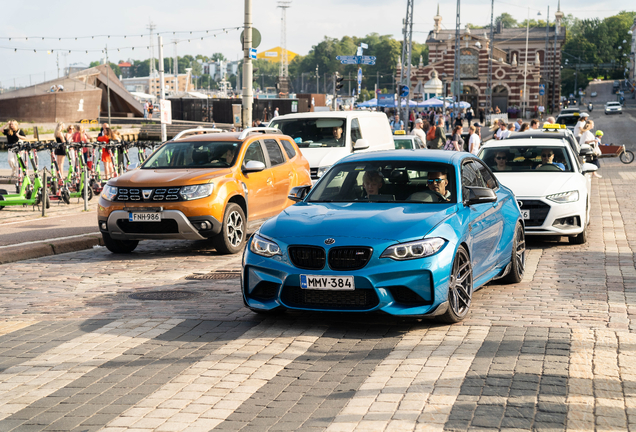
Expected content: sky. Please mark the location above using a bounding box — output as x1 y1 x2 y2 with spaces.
1 0 633 88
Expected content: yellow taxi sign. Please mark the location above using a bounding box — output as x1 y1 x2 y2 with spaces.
573 112 580 116
394 130 406 135
542 124 566 130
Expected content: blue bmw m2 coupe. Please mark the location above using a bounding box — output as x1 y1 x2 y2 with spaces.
241 150 525 323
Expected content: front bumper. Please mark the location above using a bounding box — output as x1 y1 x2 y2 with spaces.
518 196 585 236
605 109 622 114
98 209 221 241
241 236 455 317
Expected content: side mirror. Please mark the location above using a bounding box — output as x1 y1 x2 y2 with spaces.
463 186 497 206
579 144 593 156
581 162 598 174
288 185 311 202
353 138 369 151
243 160 266 173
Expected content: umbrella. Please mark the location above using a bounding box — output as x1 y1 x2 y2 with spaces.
418 97 444 108
357 98 377 108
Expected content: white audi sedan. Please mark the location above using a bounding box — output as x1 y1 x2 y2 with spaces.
479 137 598 244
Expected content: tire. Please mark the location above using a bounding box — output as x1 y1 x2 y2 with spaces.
50 181 58 196
569 225 587 245
0 194 4 211
439 245 473 324
81 185 94 201
0 189 8 195
102 232 139 254
620 150 634 164
502 223 526 284
213 203 246 254
61 188 71 205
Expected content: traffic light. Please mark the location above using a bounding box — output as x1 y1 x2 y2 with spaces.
336 75 345 92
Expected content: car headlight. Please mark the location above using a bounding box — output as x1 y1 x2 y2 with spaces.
380 238 445 261
179 184 214 200
546 190 579 203
250 234 281 258
317 166 331 178
101 184 117 201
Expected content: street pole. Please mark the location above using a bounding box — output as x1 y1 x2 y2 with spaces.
158 36 167 142
453 0 461 122
486 0 494 115
551 21 557 113
316 65 319 93
332 73 337 110
242 0 254 130
106 45 111 126
522 8 529 119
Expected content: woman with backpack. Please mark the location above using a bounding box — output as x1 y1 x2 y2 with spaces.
426 118 446 149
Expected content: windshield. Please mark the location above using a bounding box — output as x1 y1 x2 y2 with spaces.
556 116 579 127
307 161 457 203
479 146 574 173
394 139 414 149
607 102 620 107
270 117 347 148
142 141 240 169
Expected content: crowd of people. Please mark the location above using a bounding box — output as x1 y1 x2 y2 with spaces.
385 106 606 178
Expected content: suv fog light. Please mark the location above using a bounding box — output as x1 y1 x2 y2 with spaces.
199 221 211 230
100 222 107 230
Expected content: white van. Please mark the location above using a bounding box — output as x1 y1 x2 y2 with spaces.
269 111 394 180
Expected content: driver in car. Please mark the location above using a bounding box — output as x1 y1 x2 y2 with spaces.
332 126 345 146
407 171 451 202
362 170 384 198
536 149 565 170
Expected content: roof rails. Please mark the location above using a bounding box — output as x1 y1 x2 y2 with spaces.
172 128 224 140
237 127 283 140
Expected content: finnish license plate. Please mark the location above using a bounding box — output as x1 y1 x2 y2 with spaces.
300 275 355 290
521 210 531 220
129 212 161 222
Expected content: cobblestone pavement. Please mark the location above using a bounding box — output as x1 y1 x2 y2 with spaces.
0 112 634 431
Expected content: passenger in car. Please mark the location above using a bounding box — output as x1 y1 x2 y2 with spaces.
362 170 385 198
493 151 512 171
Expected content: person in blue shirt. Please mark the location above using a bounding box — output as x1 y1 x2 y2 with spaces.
390 114 404 133
536 149 565 170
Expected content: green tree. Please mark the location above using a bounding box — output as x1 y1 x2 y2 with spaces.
495 13 518 29
211 53 227 62
518 19 548 28
89 61 121 76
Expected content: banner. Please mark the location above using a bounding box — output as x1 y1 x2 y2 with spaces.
160 100 172 125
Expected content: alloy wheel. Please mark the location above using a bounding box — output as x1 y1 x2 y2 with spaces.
226 210 244 248
515 226 526 278
448 248 472 318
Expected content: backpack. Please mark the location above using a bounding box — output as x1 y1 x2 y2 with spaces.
426 126 436 141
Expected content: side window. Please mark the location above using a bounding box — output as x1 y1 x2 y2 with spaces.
461 161 486 188
244 141 266 165
473 160 498 189
280 139 297 159
351 118 363 143
264 139 285 166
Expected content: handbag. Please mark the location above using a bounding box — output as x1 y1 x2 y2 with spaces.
443 139 455 151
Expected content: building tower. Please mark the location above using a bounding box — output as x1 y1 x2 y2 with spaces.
555 0 564 35
433 4 442 37
277 1 291 96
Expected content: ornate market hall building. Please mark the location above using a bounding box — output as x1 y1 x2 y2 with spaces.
402 6 568 115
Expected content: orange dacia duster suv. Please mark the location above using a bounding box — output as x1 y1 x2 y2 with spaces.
97 127 311 254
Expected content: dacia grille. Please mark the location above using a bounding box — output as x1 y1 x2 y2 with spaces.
116 187 182 202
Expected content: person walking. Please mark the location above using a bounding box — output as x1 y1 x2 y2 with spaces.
447 125 464 151
468 125 481 155
466 107 473 125
1 120 27 177
53 122 67 174
143 101 149 119
390 114 404 133
479 107 485 125
148 103 154 119
97 127 117 179
426 118 446 149
273 107 280 118
410 118 426 143
573 112 588 139
579 121 601 178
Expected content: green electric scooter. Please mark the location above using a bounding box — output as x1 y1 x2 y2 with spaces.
0 143 50 210
62 143 93 202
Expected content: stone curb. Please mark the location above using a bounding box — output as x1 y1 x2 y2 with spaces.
0 235 104 265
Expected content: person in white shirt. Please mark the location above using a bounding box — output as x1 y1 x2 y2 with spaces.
495 122 510 140
573 112 589 138
579 120 601 178
469 125 481 155
410 118 427 142
273 107 280 117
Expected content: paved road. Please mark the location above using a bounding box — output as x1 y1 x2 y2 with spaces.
0 211 98 247
0 110 634 432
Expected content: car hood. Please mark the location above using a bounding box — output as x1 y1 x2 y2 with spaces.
109 168 231 187
494 172 581 197
299 147 350 169
259 202 457 242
